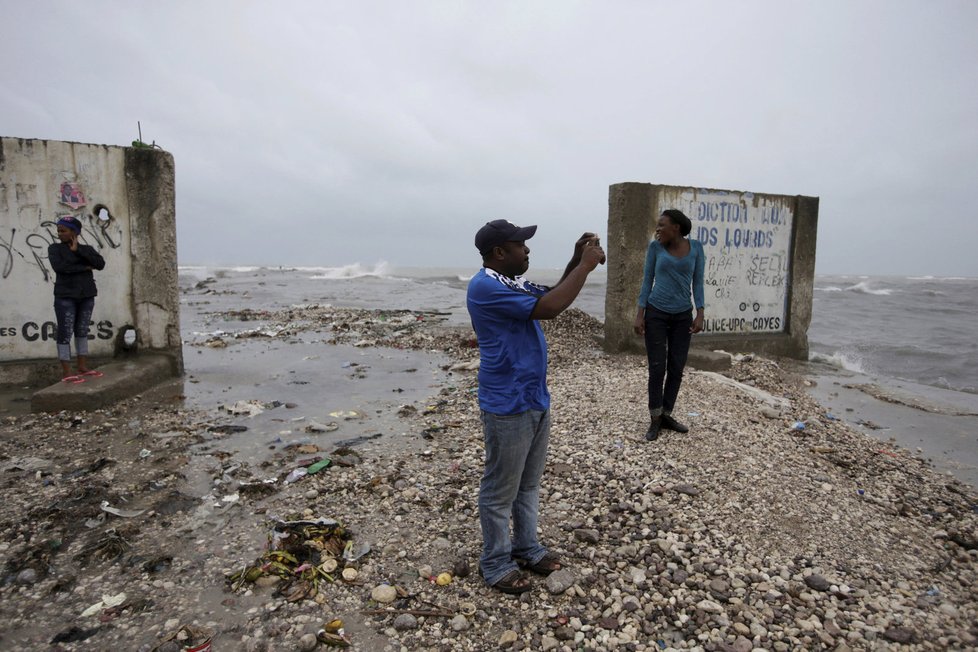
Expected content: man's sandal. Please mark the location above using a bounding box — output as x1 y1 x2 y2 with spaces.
80 369 104 377
490 569 532 595
61 375 85 384
516 551 562 576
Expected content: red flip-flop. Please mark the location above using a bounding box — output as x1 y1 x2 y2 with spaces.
61 375 85 384
80 370 104 377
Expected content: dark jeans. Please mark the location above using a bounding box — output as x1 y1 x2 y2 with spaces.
54 296 95 361
644 305 692 417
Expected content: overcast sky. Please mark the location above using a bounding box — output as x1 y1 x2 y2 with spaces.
2 1 976 276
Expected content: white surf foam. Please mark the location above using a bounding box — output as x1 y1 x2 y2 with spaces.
845 281 892 296
810 350 868 374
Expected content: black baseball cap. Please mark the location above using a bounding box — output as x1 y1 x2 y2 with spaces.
475 219 537 256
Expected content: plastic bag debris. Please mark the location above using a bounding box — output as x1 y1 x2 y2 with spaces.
305 420 339 433
284 468 308 484
329 410 364 420
81 592 127 617
100 501 146 518
342 540 371 562
223 399 283 416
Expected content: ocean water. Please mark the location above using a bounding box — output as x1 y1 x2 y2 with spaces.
809 275 978 395
178 265 977 397
170 264 976 486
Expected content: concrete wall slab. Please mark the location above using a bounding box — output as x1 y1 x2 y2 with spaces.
605 183 818 360
0 137 181 382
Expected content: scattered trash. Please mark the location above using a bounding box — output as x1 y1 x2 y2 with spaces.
81 592 127 617
151 624 213 652
342 540 371 562
284 468 308 484
305 420 339 433
926 587 940 596
306 459 332 474
824 412 839 421
75 528 133 562
329 410 364 420
333 433 382 448
791 421 806 430
138 448 152 459
208 424 248 434
317 618 352 647
100 501 146 518
857 488 866 497
239 479 280 498
228 516 358 603
687 411 700 417
223 400 283 416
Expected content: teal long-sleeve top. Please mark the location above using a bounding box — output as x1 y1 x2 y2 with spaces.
637 239 705 314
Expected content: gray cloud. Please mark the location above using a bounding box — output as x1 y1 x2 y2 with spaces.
2 0 976 275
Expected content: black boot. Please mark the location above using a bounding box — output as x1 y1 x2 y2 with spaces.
645 416 661 441
660 414 688 433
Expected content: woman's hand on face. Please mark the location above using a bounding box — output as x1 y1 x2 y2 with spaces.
68 233 79 251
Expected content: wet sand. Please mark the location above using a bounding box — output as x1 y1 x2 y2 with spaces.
802 365 978 489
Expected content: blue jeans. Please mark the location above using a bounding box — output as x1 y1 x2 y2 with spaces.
54 296 95 361
478 408 550 585
644 305 692 417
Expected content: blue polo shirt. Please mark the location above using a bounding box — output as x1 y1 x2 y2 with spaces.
466 268 550 416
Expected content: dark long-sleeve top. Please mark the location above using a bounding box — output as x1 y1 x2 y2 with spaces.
48 242 106 299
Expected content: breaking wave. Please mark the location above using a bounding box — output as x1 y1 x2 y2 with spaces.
844 281 892 296
810 350 868 374
308 261 394 280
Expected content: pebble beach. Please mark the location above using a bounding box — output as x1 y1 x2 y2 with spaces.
1 297 976 651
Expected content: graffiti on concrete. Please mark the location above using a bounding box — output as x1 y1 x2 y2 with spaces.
0 212 122 283
0 319 114 345
666 190 794 334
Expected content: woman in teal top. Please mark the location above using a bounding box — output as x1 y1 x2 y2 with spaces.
633 209 705 441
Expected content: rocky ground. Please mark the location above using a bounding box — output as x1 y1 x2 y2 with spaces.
1 308 976 651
